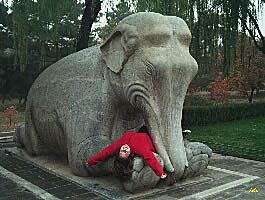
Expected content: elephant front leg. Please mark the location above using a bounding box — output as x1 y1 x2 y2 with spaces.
122 153 164 193
181 140 212 179
68 134 115 177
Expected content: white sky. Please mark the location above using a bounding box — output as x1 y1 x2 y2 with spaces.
4 0 265 35
97 0 265 35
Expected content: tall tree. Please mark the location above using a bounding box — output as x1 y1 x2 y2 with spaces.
95 0 134 42
76 0 102 52
229 37 265 103
10 0 84 102
0 1 14 102
239 0 265 54
12 0 84 72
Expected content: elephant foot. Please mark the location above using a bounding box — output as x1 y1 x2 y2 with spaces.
14 122 25 148
69 135 115 177
182 140 212 179
122 153 164 193
14 122 49 156
85 157 116 176
68 148 90 177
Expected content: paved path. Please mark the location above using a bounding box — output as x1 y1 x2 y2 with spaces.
0 134 264 199
0 149 105 200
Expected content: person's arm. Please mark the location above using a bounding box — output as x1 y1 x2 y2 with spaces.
87 132 132 165
87 136 126 165
137 149 166 177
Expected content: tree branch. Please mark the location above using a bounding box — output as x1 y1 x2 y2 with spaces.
240 16 260 47
91 0 101 23
247 10 265 43
239 10 265 55
76 0 102 52
247 10 265 54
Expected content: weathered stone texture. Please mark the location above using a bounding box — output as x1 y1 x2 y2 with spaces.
15 12 211 193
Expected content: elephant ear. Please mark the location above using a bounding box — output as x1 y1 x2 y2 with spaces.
100 24 139 74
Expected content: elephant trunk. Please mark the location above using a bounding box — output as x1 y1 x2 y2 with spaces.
136 94 187 179
147 103 187 179
161 107 188 179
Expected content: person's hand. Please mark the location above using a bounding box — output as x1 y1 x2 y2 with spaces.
161 173 167 179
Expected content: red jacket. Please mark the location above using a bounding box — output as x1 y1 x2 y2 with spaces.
87 132 165 176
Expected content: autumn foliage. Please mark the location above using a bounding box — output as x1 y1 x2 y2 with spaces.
228 40 265 103
208 72 229 103
207 37 265 104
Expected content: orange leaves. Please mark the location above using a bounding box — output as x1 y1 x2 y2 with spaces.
208 72 229 103
228 39 265 102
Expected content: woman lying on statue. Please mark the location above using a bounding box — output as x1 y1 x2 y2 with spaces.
86 126 168 180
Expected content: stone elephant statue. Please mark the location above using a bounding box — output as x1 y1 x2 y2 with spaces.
14 12 205 191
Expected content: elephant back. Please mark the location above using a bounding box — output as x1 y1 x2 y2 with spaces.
27 45 105 111
24 45 107 153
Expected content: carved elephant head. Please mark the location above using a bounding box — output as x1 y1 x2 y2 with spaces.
100 12 198 179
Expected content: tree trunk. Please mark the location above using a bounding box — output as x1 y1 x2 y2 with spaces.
18 96 22 104
248 88 254 103
240 11 265 55
76 0 102 52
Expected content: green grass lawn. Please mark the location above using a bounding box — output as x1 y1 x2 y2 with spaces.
187 116 265 161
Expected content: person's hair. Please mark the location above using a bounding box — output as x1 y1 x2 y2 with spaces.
113 150 135 180
137 125 149 134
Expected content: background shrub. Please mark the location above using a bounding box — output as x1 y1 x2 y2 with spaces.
184 95 215 106
182 101 265 127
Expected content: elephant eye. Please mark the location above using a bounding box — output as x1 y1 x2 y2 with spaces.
146 63 153 76
143 59 157 80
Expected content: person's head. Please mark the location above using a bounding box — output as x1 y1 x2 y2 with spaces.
114 147 135 180
119 144 131 159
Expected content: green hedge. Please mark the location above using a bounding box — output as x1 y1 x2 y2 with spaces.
182 101 265 127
